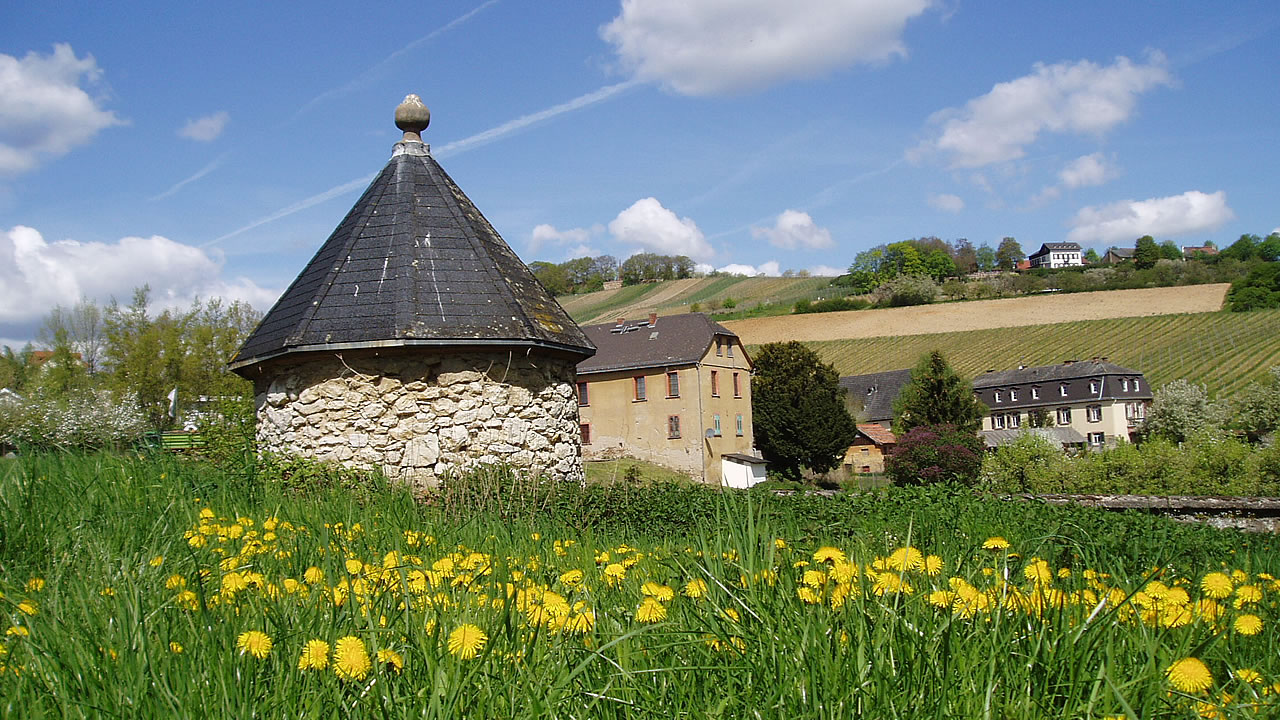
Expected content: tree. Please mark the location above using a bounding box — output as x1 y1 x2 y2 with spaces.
1141 379 1227 443
995 237 1024 270
893 350 986 435
1133 235 1159 270
1083 248 1101 264
1258 233 1280 262
886 424 984 487
1232 366 1280 443
1221 234 1260 262
953 238 978 274
530 261 571 295
1158 240 1183 261
39 298 105 375
751 341 857 479
974 244 997 272
1227 263 1280 311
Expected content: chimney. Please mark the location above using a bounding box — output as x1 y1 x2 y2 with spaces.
648 311 657 326
615 317 625 327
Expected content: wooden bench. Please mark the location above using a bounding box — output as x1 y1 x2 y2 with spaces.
156 431 206 452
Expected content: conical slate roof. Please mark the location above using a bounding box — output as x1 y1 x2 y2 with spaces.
230 96 594 374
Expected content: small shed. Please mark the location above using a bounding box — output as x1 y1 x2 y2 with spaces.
721 453 767 489
230 95 595 486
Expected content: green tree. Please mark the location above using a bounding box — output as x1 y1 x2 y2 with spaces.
1083 248 1101 264
1258 233 1280 262
1232 367 1280 443
952 238 978 274
530 261 572 295
995 237 1024 270
0 345 35 393
751 341 857 479
1141 379 1227 443
1221 234 1260 262
974 244 997 271
893 350 987 435
1133 235 1159 269
1227 263 1280 311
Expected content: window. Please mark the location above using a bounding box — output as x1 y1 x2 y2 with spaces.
1087 405 1102 422
667 415 681 439
1056 408 1071 425
580 423 591 444
715 339 723 356
1087 432 1105 446
1007 412 1021 429
1089 380 1100 394
1031 387 1040 400
732 372 741 398
634 376 646 401
1121 378 1130 392
1060 383 1069 397
711 370 720 396
735 413 744 436
727 341 734 358
666 371 680 398
1125 402 1147 424
993 390 1003 403
576 381 589 406
992 413 1006 430
860 447 869 455
1131 378 1141 391
713 414 721 436
1010 389 1019 402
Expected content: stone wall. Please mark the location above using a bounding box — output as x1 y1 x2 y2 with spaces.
253 350 584 486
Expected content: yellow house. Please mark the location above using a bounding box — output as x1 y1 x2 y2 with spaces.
576 313 758 485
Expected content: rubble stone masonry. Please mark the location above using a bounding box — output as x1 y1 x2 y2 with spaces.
251 350 584 487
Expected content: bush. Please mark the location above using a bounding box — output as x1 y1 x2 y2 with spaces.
979 433 1070 493
793 297 869 314
0 390 147 451
886 423 984 487
873 274 938 307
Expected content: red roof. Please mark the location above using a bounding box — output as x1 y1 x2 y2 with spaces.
856 424 897 446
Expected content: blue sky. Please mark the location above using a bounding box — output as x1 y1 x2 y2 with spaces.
3 1 1278 347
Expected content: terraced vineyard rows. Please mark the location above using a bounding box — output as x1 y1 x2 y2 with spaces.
560 276 834 325
773 309 1280 399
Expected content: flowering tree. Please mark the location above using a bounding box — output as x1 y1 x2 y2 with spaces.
886 423 984 487
1142 379 1227 443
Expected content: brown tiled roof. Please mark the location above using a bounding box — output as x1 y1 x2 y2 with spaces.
856 424 897 446
576 313 738 375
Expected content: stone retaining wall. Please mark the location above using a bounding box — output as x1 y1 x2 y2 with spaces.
252 350 583 487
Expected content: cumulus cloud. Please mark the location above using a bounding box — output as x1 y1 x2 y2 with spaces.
1065 191 1234 245
601 0 933 96
750 210 833 249
608 197 713 261
916 53 1171 168
0 225 279 341
1059 152 1117 188
718 261 781 277
177 111 229 142
529 223 603 258
0 44 123 176
928 193 965 212
808 264 845 276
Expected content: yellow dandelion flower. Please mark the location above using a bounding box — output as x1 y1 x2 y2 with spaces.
236 630 272 659
17 601 37 616
7 625 29 637
165 574 186 590
635 597 667 623
25 578 45 593
641 581 675 601
345 558 364 575
683 578 708 598
1231 569 1249 583
149 555 164 567
1200 572 1234 599
447 624 487 660
1233 614 1263 636
1023 558 1054 585
174 590 199 611
558 569 584 587
801 569 828 588
872 572 913 596
298 639 330 670
603 563 627 586
1234 584 1262 606
1167 657 1214 694
722 608 740 623
221 571 248 595
774 538 787 549
303 566 325 584
1236 668 1262 684
377 648 404 673
813 546 846 564
924 555 944 576
796 586 822 604
982 536 1010 551
887 547 924 572
167 641 183 654
333 636 370 680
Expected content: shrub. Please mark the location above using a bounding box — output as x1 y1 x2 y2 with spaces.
980 433 1069 493
0 390 147 451
873 274 938 307
793 297 869 314
886 423 984 487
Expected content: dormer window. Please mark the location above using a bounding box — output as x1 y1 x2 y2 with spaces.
1031 387 1040 400
1089 380 1100 394
993 390 1003 403
1059 383 1068 397
1010 389 1019 402
1121 378 1130 392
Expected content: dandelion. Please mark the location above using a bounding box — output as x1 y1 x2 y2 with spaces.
635 597 667 622
236 630 272 659
333 636 371 680
1200 572 1233 599
165 574 186 590
982 537 1010 551
1236 668 1263 685
1233 585 1262 607
169 642 184 654
25 578 45 592
298 639 330 670
558 569 584 587
1167 657 1214 694
447 624 487 660
17 601 37 616
603 563 627 586
801 569 827 588
924 555 944 576
774 538 787 549
149 555 164 567
345 558 364 575
1023 558 1054 585
377 648 404 673
174 590 199 611
1233 614 1263 636
682 578 708 598
813 546 846 564
887 546 924 572
303 566 325 584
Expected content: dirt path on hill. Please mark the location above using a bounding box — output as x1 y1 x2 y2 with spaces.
723 284 1231 345
583 277 707 324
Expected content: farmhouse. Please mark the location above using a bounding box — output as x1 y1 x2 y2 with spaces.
230 95 595 486
972 359 1152 448
1103 247 1135 264
838 368 913 429
1028 242 1084 269
575 313 759 485
842 424 897 474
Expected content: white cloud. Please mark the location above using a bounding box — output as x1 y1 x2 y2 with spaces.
750 209 833 249
0 44 122 176
177 111 229 142
917 53 1171 168
718 261 780 277
608 197 714 261
602 0 933 96
808 264 845 276
0 225 279 340
529 223 603 256
1066 191 1234 245
1059 152 1117 188
928 193 965 212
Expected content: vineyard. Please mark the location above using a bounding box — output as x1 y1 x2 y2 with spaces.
559 276 833 325
775 309 1280 399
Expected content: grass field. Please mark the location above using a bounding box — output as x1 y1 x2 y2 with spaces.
559 276 834 325
771 308 1280 399
4 452 1280 717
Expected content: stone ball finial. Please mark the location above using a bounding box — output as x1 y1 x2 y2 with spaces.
395 94 430 142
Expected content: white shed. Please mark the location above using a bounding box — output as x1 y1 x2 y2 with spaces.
720 453 767 489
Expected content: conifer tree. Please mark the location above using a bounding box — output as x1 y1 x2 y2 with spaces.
752 341 857 479
892 350 986 435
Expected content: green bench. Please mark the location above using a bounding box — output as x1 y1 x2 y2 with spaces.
156 431 206 452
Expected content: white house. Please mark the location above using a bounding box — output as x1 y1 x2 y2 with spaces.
1028 242 1084 269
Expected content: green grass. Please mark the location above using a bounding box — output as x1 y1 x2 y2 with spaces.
561 276 837 325
772 309 1280 399
3 452 1280 717
583 457 695 486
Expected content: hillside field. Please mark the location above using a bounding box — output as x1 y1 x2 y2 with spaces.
767 308 1280 399
558 275 834 325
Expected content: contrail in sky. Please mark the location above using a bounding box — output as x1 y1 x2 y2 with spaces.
292 0 502 120
208 80 639 248
149 154 226 201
